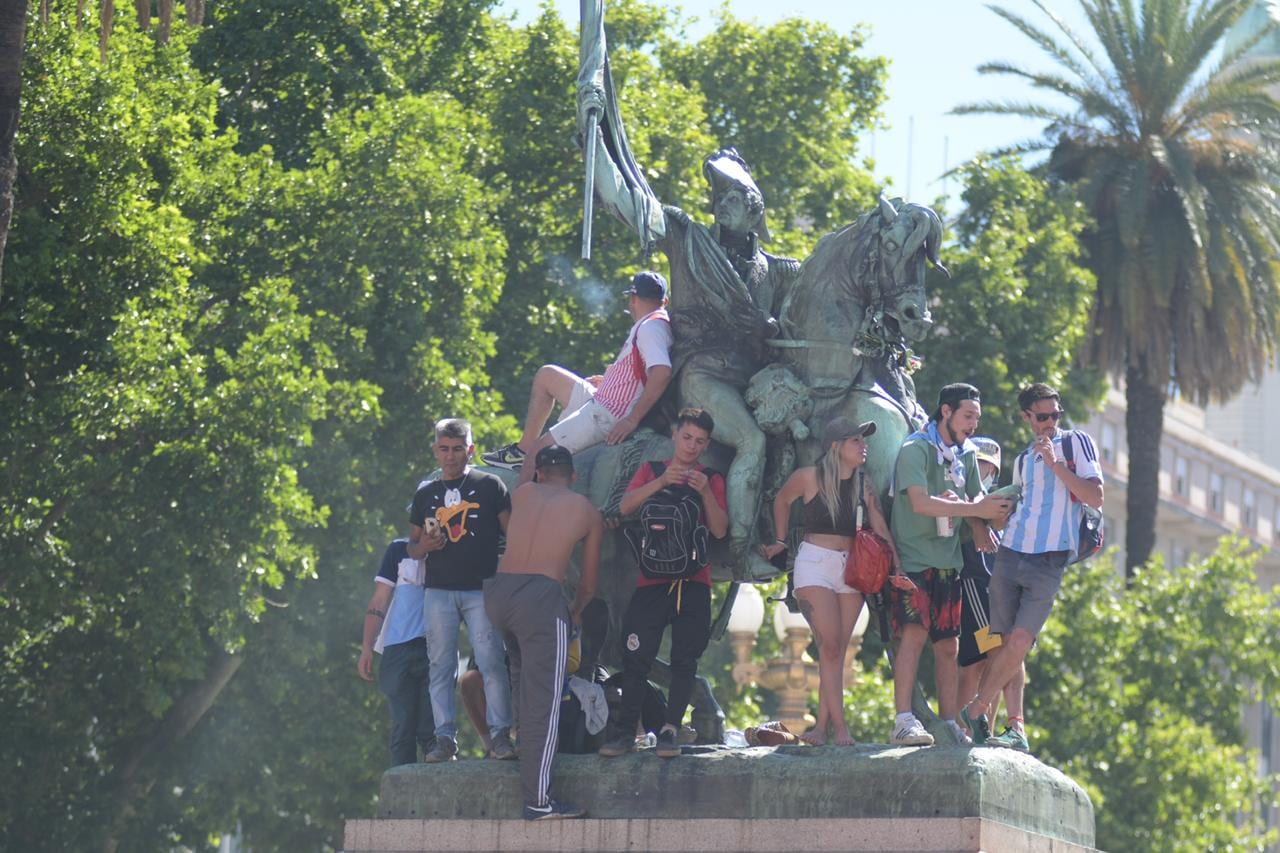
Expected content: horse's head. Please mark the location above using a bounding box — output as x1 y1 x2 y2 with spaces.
874 196 948 342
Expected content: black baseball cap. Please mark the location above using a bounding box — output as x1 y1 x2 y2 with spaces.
620 271 667 300
534 445 574 469
933 382 981 419
821 416 876 446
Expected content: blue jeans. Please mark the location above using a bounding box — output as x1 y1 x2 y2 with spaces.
425 587 512 739
378 638 435 766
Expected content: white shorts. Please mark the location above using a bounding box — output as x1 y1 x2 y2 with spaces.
547 376 618 453
793 541 858 595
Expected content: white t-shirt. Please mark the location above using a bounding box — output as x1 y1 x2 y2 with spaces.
593 311 673 418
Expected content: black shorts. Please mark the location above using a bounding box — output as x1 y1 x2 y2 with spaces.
958 572 1003 667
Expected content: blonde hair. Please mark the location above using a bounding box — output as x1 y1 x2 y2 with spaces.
814 445 846 529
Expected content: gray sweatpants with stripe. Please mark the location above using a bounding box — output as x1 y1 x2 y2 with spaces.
483 572 570 808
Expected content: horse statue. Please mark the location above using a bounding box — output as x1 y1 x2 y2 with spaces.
466 196 948 741
769 196 948 506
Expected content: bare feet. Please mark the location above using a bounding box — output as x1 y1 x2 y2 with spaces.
832 730 856 746
801 729 827 746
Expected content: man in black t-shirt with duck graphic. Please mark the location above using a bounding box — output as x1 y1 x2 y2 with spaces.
409 418 513 762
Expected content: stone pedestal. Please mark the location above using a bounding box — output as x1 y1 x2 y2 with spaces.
344 744 1096 852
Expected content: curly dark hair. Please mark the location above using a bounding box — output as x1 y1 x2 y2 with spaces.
1017 383 1060 412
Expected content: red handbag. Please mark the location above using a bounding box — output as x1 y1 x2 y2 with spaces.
844 529 894 594
842 471 894 594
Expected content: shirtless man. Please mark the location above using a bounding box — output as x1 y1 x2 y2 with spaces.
483 445 603 821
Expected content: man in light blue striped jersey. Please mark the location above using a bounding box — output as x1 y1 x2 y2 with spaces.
959 383 1104 750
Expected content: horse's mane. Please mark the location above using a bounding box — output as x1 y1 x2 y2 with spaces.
779 210 883 337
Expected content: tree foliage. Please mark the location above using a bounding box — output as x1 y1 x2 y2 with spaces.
190 0 496 167
1030 541 1280 851
0 11 510 850
913 156 1105 455
0 20 353 851
660 11 887 253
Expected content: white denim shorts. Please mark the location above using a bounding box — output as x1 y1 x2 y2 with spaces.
547 375 618 453
792 541 858 595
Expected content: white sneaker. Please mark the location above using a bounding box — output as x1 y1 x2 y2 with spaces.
890 715 935 746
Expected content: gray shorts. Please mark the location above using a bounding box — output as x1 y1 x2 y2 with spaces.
988 547 1069 638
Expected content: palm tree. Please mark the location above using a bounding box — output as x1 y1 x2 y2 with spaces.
958 0 1280 574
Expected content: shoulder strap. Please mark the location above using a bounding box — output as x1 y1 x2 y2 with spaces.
649 461 666 479
855 470 865 529
1014 450 1027 488
1060 430 1075 464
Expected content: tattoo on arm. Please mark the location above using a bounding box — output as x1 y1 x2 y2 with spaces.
366 608 385 619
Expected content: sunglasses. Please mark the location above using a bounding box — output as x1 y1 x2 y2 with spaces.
1028 410 1064 423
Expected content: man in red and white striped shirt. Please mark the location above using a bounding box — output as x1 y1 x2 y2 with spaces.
484 272 673 484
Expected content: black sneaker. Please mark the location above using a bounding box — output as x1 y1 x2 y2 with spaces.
423 734 458 763
959 707 991 745
523 799 586 821
597 731 636 758
482 443 525 470
489 730 517 760
656 727 681 758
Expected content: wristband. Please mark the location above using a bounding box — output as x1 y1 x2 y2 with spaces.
775 539 788 548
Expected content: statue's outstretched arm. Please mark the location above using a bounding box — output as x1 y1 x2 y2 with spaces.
577 0 666 248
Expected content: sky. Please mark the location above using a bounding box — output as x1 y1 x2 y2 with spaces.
496 0 1092 202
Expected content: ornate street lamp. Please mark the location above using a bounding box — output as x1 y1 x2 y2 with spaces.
728 585 872 737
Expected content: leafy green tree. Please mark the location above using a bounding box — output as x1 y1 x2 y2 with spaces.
957 0 1280 572
0 17 513 851
190 0 496 167
912 157 1105 456
0 21 354 852
0 0 29 296
1030 540 1280 851
660 11 888 255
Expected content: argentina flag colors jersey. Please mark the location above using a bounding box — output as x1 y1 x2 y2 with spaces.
1005 431 1104 557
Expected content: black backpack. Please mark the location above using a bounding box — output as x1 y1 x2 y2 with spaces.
1060 431 1105 564
624 462 712 580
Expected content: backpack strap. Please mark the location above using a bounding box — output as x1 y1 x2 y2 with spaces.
1060 429 1075 466
649 460 666 480
1013 450 1028 488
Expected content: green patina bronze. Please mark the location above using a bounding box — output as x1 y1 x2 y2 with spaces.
572 0 947 583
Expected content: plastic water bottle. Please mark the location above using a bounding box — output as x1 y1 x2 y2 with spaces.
638 732 657 748
723 729 749 748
